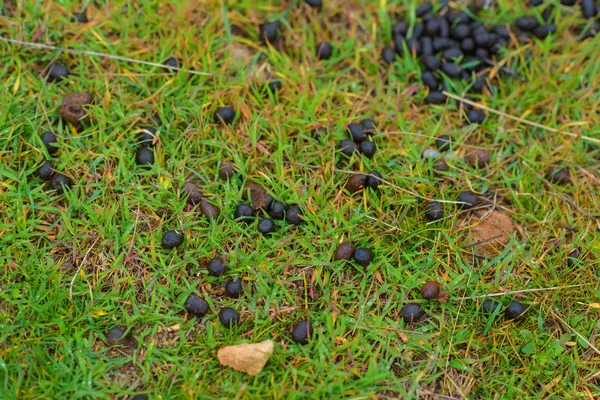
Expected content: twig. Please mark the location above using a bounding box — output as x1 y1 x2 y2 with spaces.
454 283 589 300
69 238 99 300
442 92 600 144
0 37 212 76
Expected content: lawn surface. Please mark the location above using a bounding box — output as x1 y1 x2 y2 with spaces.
1 0 599 399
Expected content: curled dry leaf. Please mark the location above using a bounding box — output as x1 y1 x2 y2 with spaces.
217 340 274 376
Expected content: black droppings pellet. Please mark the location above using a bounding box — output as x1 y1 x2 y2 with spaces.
107 326 130 346
406 38 421 55
347 123 366 143
438 16 450 38
163 57 181 70
361 119 376 134
400 303 422 324
316 42 333 60
234 203 254 221
218 307 239 328
567 248 581 268
505 301 527 321
334 242 354 260
366 171 383 189
541 7 553 22
426 91 446 105
494 26 511 40
421 281 440 300
425 18 441 36
532 24 557 39
291 320 312 344
257 218 276 235
339 139 357 157
458 191 478 208
218 160 236 180
214 106 235 124
312 126 327 140
286 205 302 225
359 140 377 158
269 201 287 220
266 79 282 94
441 62 462 78
529 0 543 5
345 174 367 193
435 135 452 152
353 247 373 266
474 32 491 48
208 258 226 277
461 37 476 53
225 280 244 298
381 46 396 64
466 109 486 124
549 168 571 184
139 126 157 147
162 230 184 250
71 10 88 23
470 78 484 92
37 160 55 181
482 299 502 314
452 24 471 40
475 48 490 61
581 0 597 18
304 0 322 8
416 2 433 17
51 173 72 195
184 293 209 317
392 21 408 37
135 147 154 166
422 55 441 71
560 0 576 5
41 130 59 155
48 64 69 81
421 71 439 90
259 21 281 43
426 202 444 221
421 36 433 56
516 16 540 32
442 48 463 60
412 22 425 39
394 34 406 55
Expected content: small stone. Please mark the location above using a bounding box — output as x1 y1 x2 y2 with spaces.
217 340 275 376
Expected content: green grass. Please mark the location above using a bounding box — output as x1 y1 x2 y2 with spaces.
1 0 600 398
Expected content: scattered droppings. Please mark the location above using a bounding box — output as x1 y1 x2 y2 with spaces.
71 10 88 23
225 279 244 298
199 198 220 220
107 326 132 346
244 182 274 211
208 258 226 277
48 64 69 81
316 42 333 60
259 21 281 44
365 171 383 189
548 168 571 185
219 307 239 328
51 173 72 195
37 160 55 181
435 135 452 152
400 303 422 324
347 123 366 143
421 281 440 300
505 300 527 321
345 174 367 194
219 160 236 180
138 126 157 147
304 0 322 8
426 202 444 221
184 293 209 317
162 230 184 250
266 80 282 94
291 320 312 344
567 248 581 268
353 247 373 266
334 242 355 261
482 298 502 314
466 109 486 124
465 148 490 168
286 205 302 225
215 107 235 125
458 191 478 208
270 201 287 220
359 140 377 158
163 57 181 70
258 218 276 235
339 139 357 157
135 147 154 166
234 203 254 221
41 130 59 155
59 92 93 130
